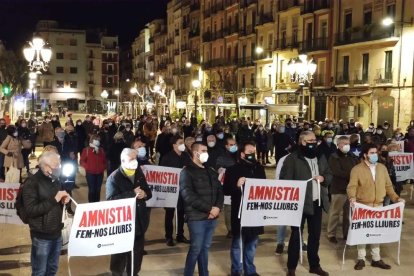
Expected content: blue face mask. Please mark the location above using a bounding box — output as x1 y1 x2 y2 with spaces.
217 133 224 140
137 147 146 158
369 153 378 164
229 145 238 153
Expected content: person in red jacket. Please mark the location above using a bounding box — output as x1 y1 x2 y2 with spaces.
80 134 107 202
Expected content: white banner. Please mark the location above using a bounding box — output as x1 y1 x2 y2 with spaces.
68 198 136 257
0 183 23 225
389 152 414 181
240 178 307 227
141 165 181 208
346 202 404 246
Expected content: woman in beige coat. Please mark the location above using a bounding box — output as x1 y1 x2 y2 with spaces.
0 125 24 180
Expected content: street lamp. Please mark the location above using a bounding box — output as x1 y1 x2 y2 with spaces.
192 79 201 118
186 61 192 68
101 90 108 115
114 89 120 114
28 72 39 113
23 37 52 71
255 46 264 54
287 54 317 121
130 87 138 118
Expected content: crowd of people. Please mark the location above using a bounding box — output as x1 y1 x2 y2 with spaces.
15 110 411 276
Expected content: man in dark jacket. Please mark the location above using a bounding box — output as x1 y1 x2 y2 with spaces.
327 136 359 243
205 134 225 168
180 142 224 276
155 125 173 164
106 148 152 276
224 141 266 276
160 135 189 246
28 114 38 157
22 152 69 275
281 131 332 276
317 130 336 161
236 120 253 144
274 125 294 164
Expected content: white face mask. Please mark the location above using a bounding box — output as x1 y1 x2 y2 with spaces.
198 152 209 163
178 144 186 152
207 142 216 148
92 140 100 147
341 144 350 154
123 159 138 170
172 128 178 134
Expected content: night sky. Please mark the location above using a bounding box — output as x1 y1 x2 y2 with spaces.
0 0 168 51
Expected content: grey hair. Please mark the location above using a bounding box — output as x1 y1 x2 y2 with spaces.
337 135 349 144
38 151 60 168
120 148 138 162
298 130 315 144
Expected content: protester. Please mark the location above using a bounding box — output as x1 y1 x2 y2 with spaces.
80 135 106 202
22 151 69 276
106 148 152 276
28 114 38 158
107 132 128 175
143 117 157 161
18 119 32 173
224 141 265 276
180 142 224 276
160 135 189 246
0 125 24 180
38 116 55 147
326 136 358 243
347 143 404 270
281 131 332 276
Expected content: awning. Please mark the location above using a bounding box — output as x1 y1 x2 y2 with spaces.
268 104 300 115
273 88 300 94
326 89 373 97
40 92 86 101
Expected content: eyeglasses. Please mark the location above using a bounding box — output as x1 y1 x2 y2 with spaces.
304 139 317 143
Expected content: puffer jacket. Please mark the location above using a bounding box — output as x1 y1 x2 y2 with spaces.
280 150 332 215
22 170 63 240
106 167 152 236
179 161 224 221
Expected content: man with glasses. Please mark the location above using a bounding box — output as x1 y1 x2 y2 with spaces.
281 131 332 276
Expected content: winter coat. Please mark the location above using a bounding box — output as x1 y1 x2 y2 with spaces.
328 150 359 194
160 150 185 169
22 170 63 240
75 124 87 152
143 123 157 141
224 159 266 237
236 126 253 144
50 134 77 162
107 141 128 169
106 167 152 236
280 150 332 215
317 141 337 161
179 161 224 221
0 135 24 168
255 131 268 152
274 132 294 161
80 147 107 174
38 122 55 143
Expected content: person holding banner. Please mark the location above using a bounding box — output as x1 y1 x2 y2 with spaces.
280 131 332 276
106 148 152 276
180 142 224 276
160 135 190 246
224 141 266 276
347 143 404 271
22 151 70 276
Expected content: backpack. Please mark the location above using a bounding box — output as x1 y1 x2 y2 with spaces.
15 179 30 224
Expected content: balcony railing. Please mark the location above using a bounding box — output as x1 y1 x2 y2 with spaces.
335 26 398 46
239 24 254 36
189 53 201 65
302 0 330 14
181 44 190 51
313 74 327 86
375 68 393 84
224 24 239 36
202 31 212 42
212 30 224 40
335 72 350 85
256 78 271 89
254 50 272 60
181 67 191 75
299 37 329 52
257 13 273 26
240 0 257 9
189 28 200 38
278 0 300 11
276 36 300 49
190 2 200 11
237 57 254 67
211 58 226 67
202 60 212 70
182 20 190 29
353 70 369 85
173 68 181 75
156 46 167 54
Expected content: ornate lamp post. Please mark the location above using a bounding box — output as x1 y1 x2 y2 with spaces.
101 90 108 115
287 54 317 121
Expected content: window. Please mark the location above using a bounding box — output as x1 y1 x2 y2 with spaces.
69 39 77 46
343 56 349 81
56 81 64 88
242 74 246 88
268 33 273 50
56 53 64 59
70 81 77 88
70 67 77 74
56 66 64 73
386 4 396 18
69 53 78 60
362 53 369 82
107 64 114 73
250 73 255 87
363 5 372 25
107 77 113 84
385 51 392 80
344 10 352 30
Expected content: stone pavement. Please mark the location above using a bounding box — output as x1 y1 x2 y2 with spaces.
1 164 413 276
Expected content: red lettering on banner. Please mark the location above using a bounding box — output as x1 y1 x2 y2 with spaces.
0 188 19 201
145 170 178 185
390 154 413 165
352 206 401 221
248 186 299 201
78 206 133 227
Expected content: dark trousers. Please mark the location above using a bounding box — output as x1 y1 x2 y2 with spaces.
164 207 185 240
43 141 52 147
22 149 31 172
30 134 37 154
86 173 103 202
288 201 322 270
146 140 155 159
110 234 145 276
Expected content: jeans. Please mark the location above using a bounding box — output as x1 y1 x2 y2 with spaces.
184 219 218 276
31 236 62 276
231 234 259 275
277 225 287 245
86 173 103 202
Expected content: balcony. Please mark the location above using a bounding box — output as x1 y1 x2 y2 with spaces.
224 24 239 36
190 2 200 11
189 53 201 65
302 0 330 14
225 0 238 7
174 48 180 55
172 68 181 75
375 68 393 85
313 74 328 87
257 12 273 26
237 57 254 67
278 0 300 11
181 67 191 75
239 24 254 36
212 2 224 14
240 0 257 9
181 44 190 52
254 49 273 61
299 37 329 52
335 26 398 46
156 63 167 71
256 78 272 89
335 72 350 86
204 9 211 18
189 28 200 38
212 30 224 40
148 56 154 62
166 37 174 45
156 46 167 54
211 58 226 67
276 36 300 49
202 31 212 42
353 70 369 85
182 20 190 29
201 60 212 70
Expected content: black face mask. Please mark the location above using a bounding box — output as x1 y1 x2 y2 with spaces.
381 151 389 158
301 143 318 159
244 153 256 163
351 141 358 147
